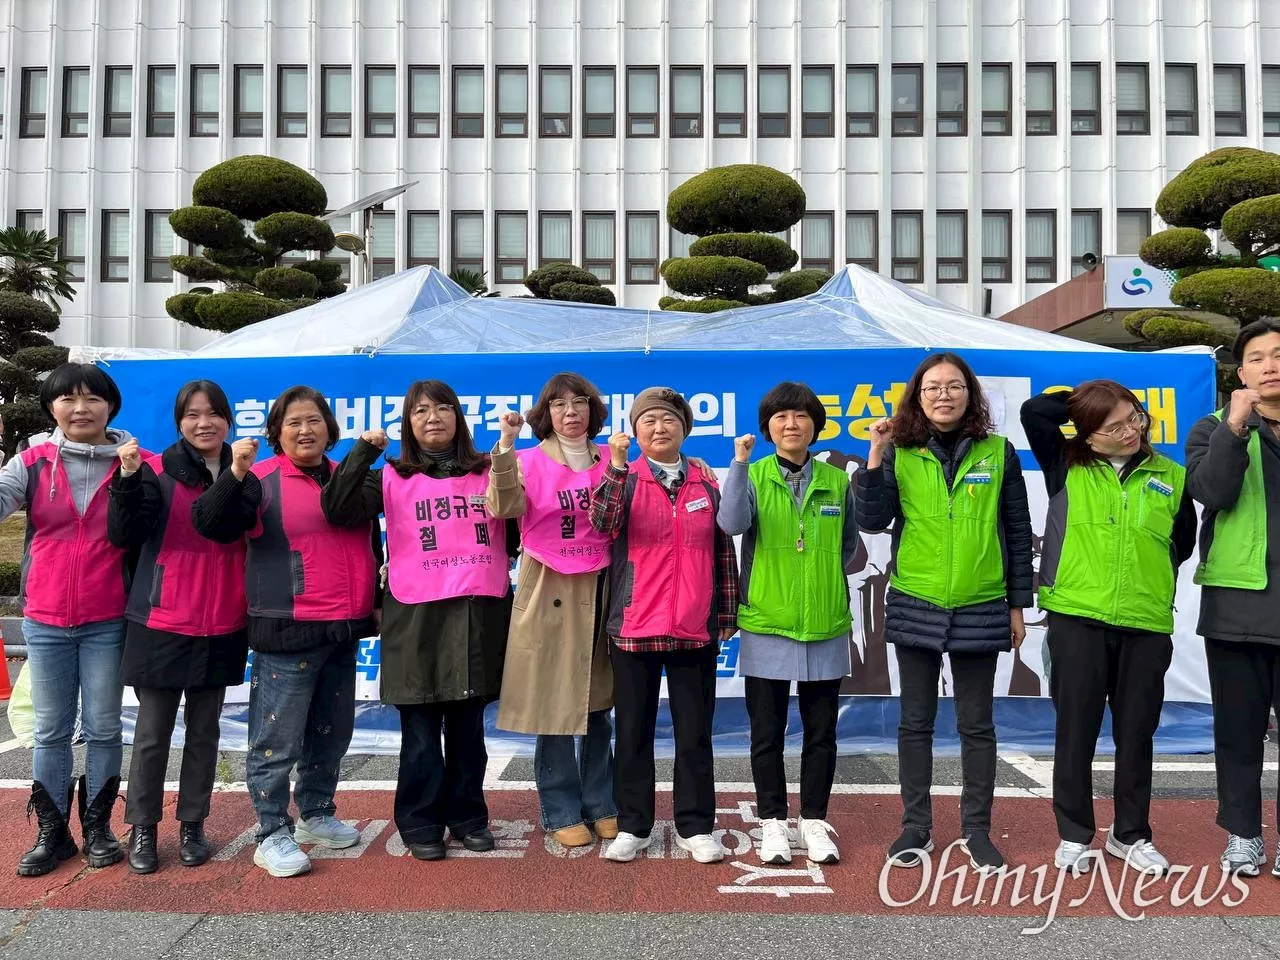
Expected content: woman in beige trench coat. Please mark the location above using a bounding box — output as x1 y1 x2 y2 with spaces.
487 372 617 847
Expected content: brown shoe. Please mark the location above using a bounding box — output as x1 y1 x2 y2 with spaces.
551 824 593 847
592 817 619 840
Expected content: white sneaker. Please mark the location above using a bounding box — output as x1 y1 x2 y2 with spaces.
758 818 792 865
604 832 651 863
253 829 312 878
295 815 360 850
675 833 725 863
1054 839 1093 874
1104 826 1169 874
1221 834 1265 877
798 818 840 864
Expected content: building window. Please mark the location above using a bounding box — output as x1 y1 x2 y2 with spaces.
1117 209 1151 255
495 212 529 283
801 213 834 273
670 227 694 260
188 65 218 136
714 66 746 137
1071 63 1100 134
583 67 615 137
981 211 1011 283
321 66 351 136
539 212 571 266
276 66 307 137
146 66 175 137
234 65 263 136
626 66 658 137
365 66 395 137
1265 66 1280 136
144 210 174 283
1026 210 1056 283
800 66 834 137
452 66 484 137
583 212 615 283
1026 63 1055 135
451 211 484 274
1165 64 1198 135
408 66 440 137
539 66 571 137
101 210 129 282
981 64 1012 135
61 66 89 137
407 212 440 267
846 65 877 137
59 210 86 280
758 66 789 137
496 66 528 137
671 66 702 137
1214 65 1246 136
891 212 923 283
1116 63 1149 135
891 65 923 136
16 210 43 233
845 211 877 270
368 211 395 279
103 66 132 136
626 212 659 283
20 67 47 138
936 64 966 136
936 211 967 282
1071 208 1101 276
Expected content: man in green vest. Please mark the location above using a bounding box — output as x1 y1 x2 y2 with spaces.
1186 318 1280 877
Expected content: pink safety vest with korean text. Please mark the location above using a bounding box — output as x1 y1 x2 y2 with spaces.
517 446 612 575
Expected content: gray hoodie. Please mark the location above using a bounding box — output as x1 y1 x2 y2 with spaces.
0 427 136 519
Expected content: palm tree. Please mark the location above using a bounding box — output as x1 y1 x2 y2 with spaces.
0 227 76 314
448 267 488 296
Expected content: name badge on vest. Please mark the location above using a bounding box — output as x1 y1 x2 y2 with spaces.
469 495 487 507
685 496 711 512
962 472 992 485
1146 477 1173 497
819 504 842 516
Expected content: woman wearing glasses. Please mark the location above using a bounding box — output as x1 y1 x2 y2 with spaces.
1021 380 1196 875
858 353 1034 871
489 373 619 848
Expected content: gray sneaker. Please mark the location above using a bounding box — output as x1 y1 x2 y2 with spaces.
253 829 312 878
1272 841 1280 878
295 815 360 849
1221 834 1265 877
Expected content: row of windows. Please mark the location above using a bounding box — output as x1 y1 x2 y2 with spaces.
3 61 1279 140
15 205 1151 289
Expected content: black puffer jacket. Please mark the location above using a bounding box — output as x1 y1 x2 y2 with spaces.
855 432 1034 654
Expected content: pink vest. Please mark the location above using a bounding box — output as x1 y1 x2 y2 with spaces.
21 442 137 628
518 446 612 575
382 467 510 604
613 461 719 641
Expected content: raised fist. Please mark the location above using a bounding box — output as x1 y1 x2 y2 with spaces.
231 437 260 480
361 428 389 450
1228 388 1263 432
498 411 525 447
608 431 631 469
733 434 755 463
117 438 141 474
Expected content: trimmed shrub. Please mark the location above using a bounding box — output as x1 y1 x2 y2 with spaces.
1169 267 1280 324
668 165 807 235
1137 315 1232 349
292 260 344 283
254 212 336 253
0 561 21 596
0 292 58 333
168 206 246 249
1138 229 1212 270
192 155 327 221
1220 194 1280 255
10 345 69 373
17 331 54 349
169 255 231 283
661 298 747 313
548 282 616 305
525 263 601 298
773 269 831 302
192 292 295 333
688 233 798 272
1121 308 1171 339
254 266 320 300
0 363 36 396
662 256 768 298
1155 147 1280 228
317 280 348 298
165 293 206 325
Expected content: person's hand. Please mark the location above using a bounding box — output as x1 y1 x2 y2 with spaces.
231 437 260 480
1010 607 1026 650
733 434 755 463
719 627 737 641
608 431 631 469
361 428 389 450
498 412 524 449
1227 388 1263 434
117 438 141 474
867 418 894 468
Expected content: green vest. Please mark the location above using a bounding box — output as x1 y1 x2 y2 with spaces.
889 435 1008 609
1039 454 1185 634
736 456 853 641
1194 410 1269 590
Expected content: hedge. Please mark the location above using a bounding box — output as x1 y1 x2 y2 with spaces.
1138 229 1212 270
254 266 320 300
0 562 20 596
191 292 296 333
667 165 807 236
192 155 328 221
1155 147 1280 228
688 233 798 272
661 255 768 298
254 212 336 253
1220 194 1280 255
0 292 58 333
168 206 247 249
525 263 601 298
773 269 832 302
1169 267 1280 323
548 282 616 305
661 298 747 313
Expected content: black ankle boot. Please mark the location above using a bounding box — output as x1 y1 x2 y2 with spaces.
17 782 78 877
128 825 158 874
179 821 211 867
77 775 124 868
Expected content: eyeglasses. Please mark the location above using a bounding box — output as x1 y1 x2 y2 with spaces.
549 397 591 413
411 403 455 418
921 383 969 400
1095 411 1149 440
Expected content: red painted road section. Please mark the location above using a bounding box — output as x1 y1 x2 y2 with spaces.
0 790 1275 923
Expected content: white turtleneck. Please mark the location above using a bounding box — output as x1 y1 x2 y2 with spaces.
556 432 595 472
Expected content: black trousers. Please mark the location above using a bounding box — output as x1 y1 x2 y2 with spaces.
394 699 489 844
610 642 717 839
1205 636 1280 838
896 645 998 833
124 686 226 826
745 676 841 821
1046 612 1172 845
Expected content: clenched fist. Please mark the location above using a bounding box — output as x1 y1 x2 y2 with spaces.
498 411 525 448
608 431 631 469
231 437 260 480
733 434 755 463
1227 388 1263 434
117 438 141 475
361 428 389 450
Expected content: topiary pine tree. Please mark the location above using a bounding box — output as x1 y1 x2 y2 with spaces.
165 155 344 334
1137 147 1280 389
661 164 825 313
523 262 616 305
0 291 69 456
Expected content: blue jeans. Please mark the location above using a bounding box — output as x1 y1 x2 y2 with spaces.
245 640 357 840
534 708 617 831
24 617 126 817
